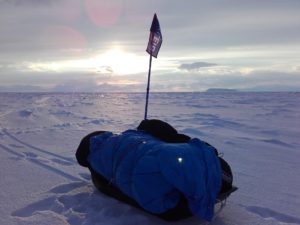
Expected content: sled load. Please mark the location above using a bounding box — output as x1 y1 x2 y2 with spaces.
76 119 237 221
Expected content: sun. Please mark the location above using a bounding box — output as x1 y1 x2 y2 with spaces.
94 47 147 75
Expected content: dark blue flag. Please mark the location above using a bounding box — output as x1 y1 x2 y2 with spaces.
146 14 162 58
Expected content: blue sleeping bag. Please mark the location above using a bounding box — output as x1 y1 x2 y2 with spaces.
87 129 222 221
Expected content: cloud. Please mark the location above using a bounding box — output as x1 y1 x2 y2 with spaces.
97 66 114 74
1 0 60 7
0 0 300 92
178 62 218 71
147 68 300 92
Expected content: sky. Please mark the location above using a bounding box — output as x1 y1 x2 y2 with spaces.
0 0 300 92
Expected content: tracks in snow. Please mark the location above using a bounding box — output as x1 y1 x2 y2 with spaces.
0 128 87 182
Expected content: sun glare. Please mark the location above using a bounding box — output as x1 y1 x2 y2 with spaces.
27 47 147 75
94 47 146 75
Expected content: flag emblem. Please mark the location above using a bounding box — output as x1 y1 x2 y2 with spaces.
146 14 162 58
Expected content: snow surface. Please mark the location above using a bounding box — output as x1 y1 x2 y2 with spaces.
0 92 300 225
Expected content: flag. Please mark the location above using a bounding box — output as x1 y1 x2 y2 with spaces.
146 13 162 58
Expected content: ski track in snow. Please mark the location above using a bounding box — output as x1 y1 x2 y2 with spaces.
0 137 84 182
243 205 300 224
0 92 300 225
2 129 75 164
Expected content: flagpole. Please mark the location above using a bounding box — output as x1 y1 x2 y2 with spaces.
144 54 153 120
144 13 162 120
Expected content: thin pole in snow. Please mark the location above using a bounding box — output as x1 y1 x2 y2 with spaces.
144 54 153 120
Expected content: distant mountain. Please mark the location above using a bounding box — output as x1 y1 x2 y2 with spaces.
205 88 238 93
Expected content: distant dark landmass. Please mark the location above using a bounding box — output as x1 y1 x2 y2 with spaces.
205 88 238 93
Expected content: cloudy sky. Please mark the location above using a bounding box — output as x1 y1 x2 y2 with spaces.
0 0 299 92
